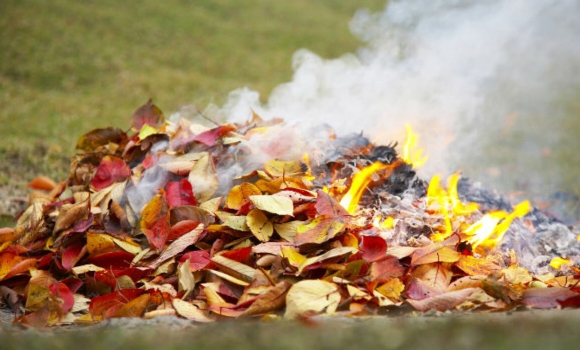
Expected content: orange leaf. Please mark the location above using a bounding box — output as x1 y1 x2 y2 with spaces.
226 183 262 210
141 189 171 250
28 176 57 191
242 281 291 317
294 215 345 246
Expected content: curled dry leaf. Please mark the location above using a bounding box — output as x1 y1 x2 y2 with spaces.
242 281 292 317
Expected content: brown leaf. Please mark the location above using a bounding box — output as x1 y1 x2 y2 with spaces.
455 255 502 276
242 281 291 317
315 190 348 217
132 99 165 131
407 288 478 312
76 127 127 152
53 200 90 234
521 287 577 309
369 255 406 283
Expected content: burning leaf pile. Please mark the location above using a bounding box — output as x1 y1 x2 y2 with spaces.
2 100 580 327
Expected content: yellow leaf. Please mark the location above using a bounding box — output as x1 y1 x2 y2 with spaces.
26 284 52 311
247 209 274 242
225 183 261 210
224 216 250 232
285 280 340 319
249 195 294 216
375 278 405 302
86 233 116 255
281 246 307 268
188 152 219 202
264 159 303 177
274 221 304 243
295 216 345 245
178 259 196 299
172 299 214 322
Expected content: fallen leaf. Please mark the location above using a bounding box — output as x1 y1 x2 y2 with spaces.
296 247 357 275
166 179 197 207
49 282 75 314
211 255 255 282
178 259 196 299
249 195 294 216
28 176 57 191
225 183 261 210
360 235 387 262
141 189 171 250
152 224 204 268
89 289 144 318
110 293 151 318
369 256 406 283
407 288 478 312
91 156 131 191
172 298 214 322
521 287 577 309
188 152 219 203
274 221 304 243
247 209 273 242
132 99 164 131
294 215 346 246
180 250 211 271
285 280 341 319
315 190 348 217
455 255 502 276
411 244 461 266
242 281 292 317
76 127 127 152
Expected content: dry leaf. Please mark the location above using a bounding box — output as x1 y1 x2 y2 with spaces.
247 209 273 242
249 195 294 216
285 280 341 319
188 152 219 203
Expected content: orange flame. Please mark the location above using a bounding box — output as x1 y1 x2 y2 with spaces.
466 200 532 251
373 216 395 230
427 172 479 241
402 124 428 168
340 162 389 214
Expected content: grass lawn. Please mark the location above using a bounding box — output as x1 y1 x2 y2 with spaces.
0 0 385 225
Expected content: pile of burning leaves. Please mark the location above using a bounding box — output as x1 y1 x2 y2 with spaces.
2 100 580 328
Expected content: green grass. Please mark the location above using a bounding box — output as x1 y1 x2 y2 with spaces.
0 0 385 184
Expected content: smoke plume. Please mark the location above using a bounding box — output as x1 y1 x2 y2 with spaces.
220 0 580 198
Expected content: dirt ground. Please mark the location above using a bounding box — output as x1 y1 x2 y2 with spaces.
2 307 580 350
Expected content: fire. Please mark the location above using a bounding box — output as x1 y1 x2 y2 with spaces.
426 172 531 251
373 215 395 230
465 200 531 251
340 162 389 214
550 257 571 269
402 124 428 168
427 172 479 241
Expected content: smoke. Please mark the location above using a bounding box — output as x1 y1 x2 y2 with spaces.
220 0 580 198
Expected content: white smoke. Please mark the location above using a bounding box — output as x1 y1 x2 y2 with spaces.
221 0 580 197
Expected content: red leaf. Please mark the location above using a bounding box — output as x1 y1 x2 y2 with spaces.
88 251 135 270
168 220 202 241
90 155 131 191
315 190 348 217
61 240 87 270
141 189 171 250
114 267 153 282
61 278 83 294
132 99 164 131
369 256 405 283
166 179 197 207
221 246 252 263
559 294 580 308
193 125 236 147
89 289 144 317
49 282 75 314
360 235 387 262
180 250 212 271
95 270 117 289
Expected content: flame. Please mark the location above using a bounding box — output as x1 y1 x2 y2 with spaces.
466 200 532 251
402 124 428 168
373 216 394 230
550 257 571 269
427 172 479 241
340 162 389 214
